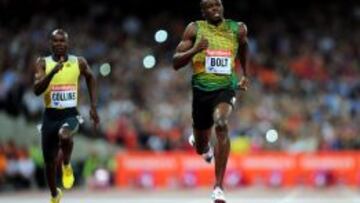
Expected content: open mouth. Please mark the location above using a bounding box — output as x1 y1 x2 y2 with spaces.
213 12 221 18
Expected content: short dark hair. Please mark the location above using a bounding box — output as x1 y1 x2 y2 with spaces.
200 0 222 8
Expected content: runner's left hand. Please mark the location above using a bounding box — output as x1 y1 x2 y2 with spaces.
237 76 249 91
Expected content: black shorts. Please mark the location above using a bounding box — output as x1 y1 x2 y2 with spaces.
41 108 80 163
192 88 236 130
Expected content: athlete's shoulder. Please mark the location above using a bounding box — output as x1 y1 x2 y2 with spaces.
36 56 46 62
40 55 53 65
73 55 86 62
68 54 77 58
67 54 86 63
237 22 247 32
75 56 90 68
225 19 240 34
68 54 82 59
43 55 52 61
189 20 206 33
226 19 236 23
194 20 206 24
183 22 198 38
185 21 198 30
226 19 247 27
237 22 248 38
227 19 247 36
194 20 207 27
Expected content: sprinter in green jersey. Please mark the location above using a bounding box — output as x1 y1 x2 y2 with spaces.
173 0 249 202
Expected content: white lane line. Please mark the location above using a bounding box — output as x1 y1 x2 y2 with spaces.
340 187 360 203
277 188 301 203
1 197 360 203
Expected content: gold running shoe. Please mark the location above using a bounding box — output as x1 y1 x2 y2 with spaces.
50 188 63 203
62 163 74 189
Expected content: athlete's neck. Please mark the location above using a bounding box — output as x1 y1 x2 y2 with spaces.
208 18 224 26
52 54 68 62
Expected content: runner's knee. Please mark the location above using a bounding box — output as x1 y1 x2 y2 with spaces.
214 115 228 129
59 128 71 140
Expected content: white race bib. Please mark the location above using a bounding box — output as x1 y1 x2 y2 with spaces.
205 50 232 75
50 85 77 108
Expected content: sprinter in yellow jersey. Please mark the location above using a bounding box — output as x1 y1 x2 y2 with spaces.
33 29 99 203
173 0 249 202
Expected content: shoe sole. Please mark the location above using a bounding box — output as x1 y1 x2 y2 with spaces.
188 135 195 147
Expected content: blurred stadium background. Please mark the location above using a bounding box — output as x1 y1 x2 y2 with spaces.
1 0 360 202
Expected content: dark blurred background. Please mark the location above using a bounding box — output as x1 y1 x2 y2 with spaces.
0 0 360 191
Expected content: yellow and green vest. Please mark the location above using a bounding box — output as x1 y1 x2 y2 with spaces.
192 19 239 91
43 55 80 109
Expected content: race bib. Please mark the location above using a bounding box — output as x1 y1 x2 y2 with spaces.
50 85 77 108
205 50 232 75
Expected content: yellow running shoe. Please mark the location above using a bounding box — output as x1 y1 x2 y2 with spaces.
62 163 74 189
50 188 62 203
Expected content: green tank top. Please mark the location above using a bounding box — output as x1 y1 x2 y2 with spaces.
191 19 239 91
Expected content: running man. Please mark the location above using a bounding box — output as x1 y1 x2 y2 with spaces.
34 29 99 203
173 0 249 202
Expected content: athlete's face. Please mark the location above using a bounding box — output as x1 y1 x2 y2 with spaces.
201 0 224 24
50 33 68 56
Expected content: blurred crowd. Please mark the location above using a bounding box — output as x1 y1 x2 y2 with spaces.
0 1 360 160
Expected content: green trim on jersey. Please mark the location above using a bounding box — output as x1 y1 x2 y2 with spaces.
191 19 239 92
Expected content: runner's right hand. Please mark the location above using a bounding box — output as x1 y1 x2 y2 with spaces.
193 36 208 53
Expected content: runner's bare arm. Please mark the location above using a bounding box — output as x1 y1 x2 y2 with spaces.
33 57 63 96
79 57 99 126
238 22 248 77
173 22 208 70
79 57 98 108
237 22 249 91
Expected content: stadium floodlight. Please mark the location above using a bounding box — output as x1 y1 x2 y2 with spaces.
265 129 278 143
154 29 168 43
143 55 156 69
99 63 111 77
